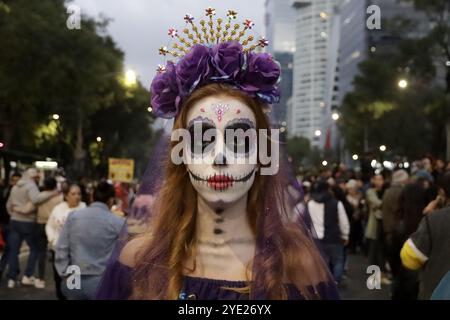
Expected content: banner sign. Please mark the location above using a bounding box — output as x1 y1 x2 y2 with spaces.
108 158 134 183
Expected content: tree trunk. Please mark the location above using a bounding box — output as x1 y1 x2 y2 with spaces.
2 124 14 150
73 116 86 176
446 68 450 161
364 127 369 152
1 106 17 149
447 120 450 161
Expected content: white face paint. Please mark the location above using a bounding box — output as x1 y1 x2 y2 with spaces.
184 96 258 209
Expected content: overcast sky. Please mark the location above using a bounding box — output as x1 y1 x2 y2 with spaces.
72 0 266 88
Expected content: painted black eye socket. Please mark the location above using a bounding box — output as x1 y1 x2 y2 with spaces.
231 135 251 154
188 124 216 155
225 123 255 155
187 121 256 156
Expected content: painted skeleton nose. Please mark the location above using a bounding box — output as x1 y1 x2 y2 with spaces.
213 153 228 166
212 130 227 166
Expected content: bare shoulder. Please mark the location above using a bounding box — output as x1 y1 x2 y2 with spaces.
119 235 149 267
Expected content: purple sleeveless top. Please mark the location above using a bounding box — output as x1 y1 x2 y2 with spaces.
96 260 340 300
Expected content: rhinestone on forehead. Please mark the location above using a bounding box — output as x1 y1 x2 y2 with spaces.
213 103 230 122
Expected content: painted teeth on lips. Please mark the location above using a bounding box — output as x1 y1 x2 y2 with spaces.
207 174 234 190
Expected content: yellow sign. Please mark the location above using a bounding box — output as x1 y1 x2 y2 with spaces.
108 158 134 183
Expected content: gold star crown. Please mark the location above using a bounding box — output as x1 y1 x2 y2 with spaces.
158 7 269 59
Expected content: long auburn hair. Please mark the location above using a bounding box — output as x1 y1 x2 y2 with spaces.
130 83 330 299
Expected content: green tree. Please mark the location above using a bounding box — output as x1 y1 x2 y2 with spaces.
286 136 311 171
0 0 155 178
89 83 155 179
340 0 450 160
400 0 450 159
286 136 330 170
339 57 398 155
340 51 442 160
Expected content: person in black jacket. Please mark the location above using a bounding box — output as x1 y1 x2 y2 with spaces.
308 181 350 283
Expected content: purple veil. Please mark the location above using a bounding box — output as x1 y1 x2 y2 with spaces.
96 9 337 299
95 125 338 300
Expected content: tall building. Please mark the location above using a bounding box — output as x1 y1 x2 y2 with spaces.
265 0 297 53
289 0 435 151
336 0 368 106
336 0 433 161
338 0 431 106
264 0 297 124
272 52 294 124
290 0 340 147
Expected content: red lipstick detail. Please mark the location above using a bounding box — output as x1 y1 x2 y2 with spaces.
207 174 234 190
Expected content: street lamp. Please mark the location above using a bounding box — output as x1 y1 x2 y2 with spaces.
96 136 102 143
398 79 408 89
125 69 137 87
332 112 339 121
352 154 359 160
322 160 328 166
314 129 322 137
379 145 387 152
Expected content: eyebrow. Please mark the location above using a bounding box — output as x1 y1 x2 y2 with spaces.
224 118 256 130
187 116 215 130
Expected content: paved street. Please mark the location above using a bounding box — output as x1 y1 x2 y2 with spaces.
0 251 56 300
340 253 390 300
0 251 389 300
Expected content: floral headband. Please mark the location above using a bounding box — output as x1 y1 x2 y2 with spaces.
150 8 281 119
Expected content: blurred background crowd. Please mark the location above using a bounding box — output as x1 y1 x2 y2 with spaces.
300 155 450 299
1 0 450 300
1 154 450 299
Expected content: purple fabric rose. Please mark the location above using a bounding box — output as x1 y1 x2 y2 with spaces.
150 42 282 119
175 45 212 95
240 52 281 93
210 41 244 80
257 87 281 104
150 61 181 119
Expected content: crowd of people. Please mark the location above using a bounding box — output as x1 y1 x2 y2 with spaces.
0 168 127 299
300 156 450 299
1 155 450 300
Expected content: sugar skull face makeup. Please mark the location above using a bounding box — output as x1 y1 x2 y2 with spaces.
184 96 258 208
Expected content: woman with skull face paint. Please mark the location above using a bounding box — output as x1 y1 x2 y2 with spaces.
96 9 339 300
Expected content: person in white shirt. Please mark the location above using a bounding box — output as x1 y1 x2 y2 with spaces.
46 184 85 299
307 181 350 283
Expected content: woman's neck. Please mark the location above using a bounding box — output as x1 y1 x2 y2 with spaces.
197 194 248 221
196 195 254 241
188 194 256 281
67 202 79 209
